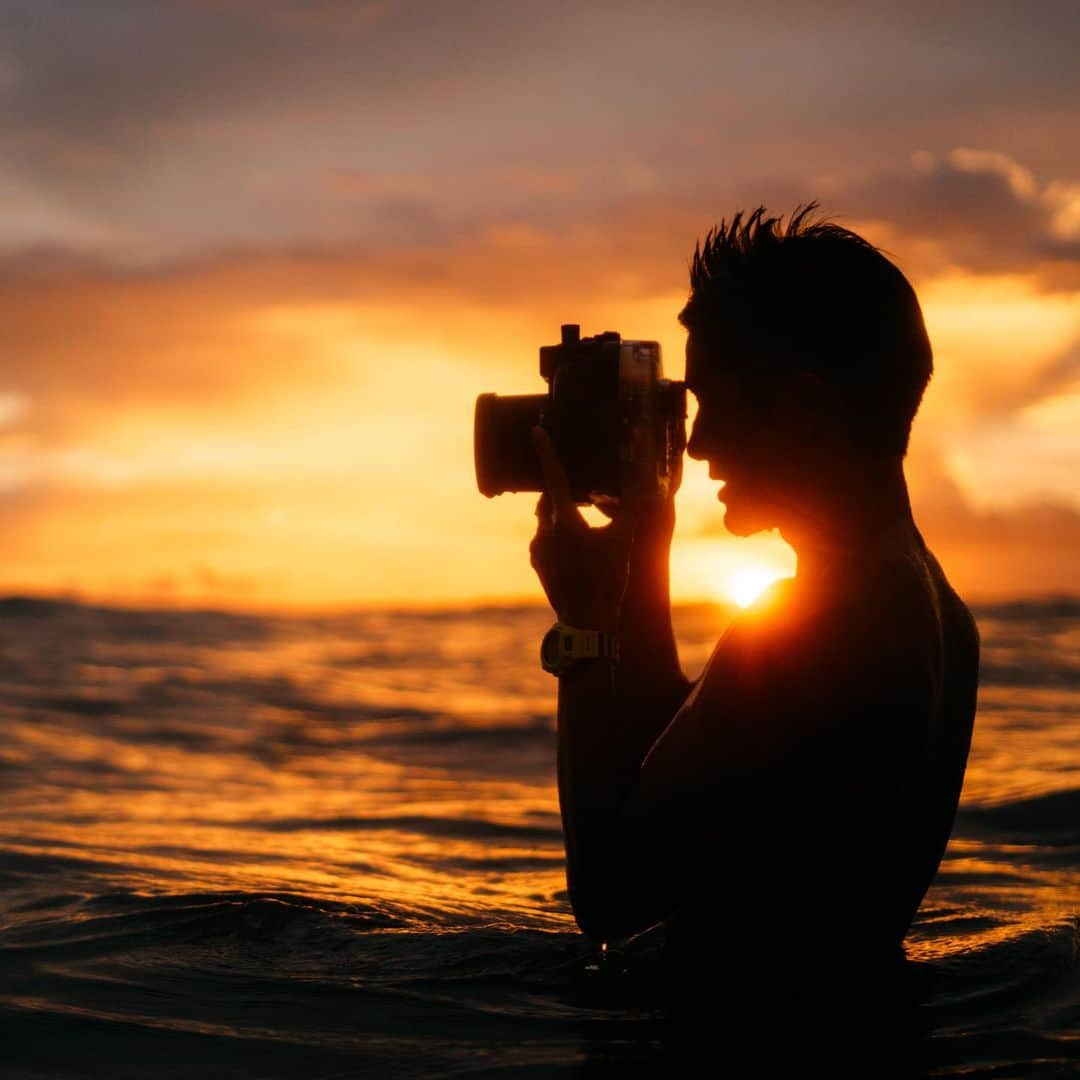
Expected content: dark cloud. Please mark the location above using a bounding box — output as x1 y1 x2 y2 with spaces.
2 2 1078 259
2 1 552 148
846 150 1080 282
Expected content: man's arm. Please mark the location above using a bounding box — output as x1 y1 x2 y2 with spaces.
528 428 693 940
557 517 692 940
614 506 693 757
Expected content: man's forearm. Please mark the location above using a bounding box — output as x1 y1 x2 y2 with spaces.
619 536 683 679
527 453 692 939
614 528 691 758
555 651 691 941
555 658 640 939
554 528 691 941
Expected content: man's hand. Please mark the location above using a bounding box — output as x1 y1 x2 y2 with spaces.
591 422 683 548
529 427 633 633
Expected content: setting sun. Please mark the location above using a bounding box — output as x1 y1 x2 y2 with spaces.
728 566 787 608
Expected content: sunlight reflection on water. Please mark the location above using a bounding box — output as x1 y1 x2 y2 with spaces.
0 597 1077 1076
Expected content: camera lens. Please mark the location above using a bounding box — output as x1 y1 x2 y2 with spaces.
474 393 547 497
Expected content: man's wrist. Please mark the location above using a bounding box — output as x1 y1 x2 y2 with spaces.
541 620 620 676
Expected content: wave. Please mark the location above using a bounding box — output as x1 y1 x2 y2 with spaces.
255 814 562 842
2 888 1077 1077
0 593 1075 1076
972 595 1080 622
957 787 1080 843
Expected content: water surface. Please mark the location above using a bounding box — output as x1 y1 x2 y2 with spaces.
1 598 1077 1076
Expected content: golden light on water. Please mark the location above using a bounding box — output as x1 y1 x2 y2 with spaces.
7 604 1074 963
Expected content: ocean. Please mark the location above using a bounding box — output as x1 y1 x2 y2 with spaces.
0 596 1076 1077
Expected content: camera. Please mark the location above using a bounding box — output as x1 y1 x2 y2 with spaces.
474 324 686 503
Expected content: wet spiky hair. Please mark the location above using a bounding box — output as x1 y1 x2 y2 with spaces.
678 203 932 456
685 203 875 297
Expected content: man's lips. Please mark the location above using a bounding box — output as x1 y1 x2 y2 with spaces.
707 463 729 497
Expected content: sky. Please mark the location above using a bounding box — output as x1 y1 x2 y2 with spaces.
0 0 1077 609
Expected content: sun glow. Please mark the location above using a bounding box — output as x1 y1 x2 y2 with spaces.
728 566 786 608
669 528 797 609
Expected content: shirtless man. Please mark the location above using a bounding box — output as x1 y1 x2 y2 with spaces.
528 207 980 996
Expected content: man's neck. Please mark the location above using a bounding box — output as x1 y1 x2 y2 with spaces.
779 455 918 584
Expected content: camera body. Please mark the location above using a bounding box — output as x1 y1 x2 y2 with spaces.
474 324 686 503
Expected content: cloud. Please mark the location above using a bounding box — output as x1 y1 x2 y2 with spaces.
0 253 353 441
0 1 1078 610
964 334 1080 418
845 148 1080 287
0 225 1073 606
0 172 1075 449
0 212 693 425
2 4 1077 263
906 447 1080 598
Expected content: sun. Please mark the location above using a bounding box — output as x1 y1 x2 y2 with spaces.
728 566 784 608
668 531 796 608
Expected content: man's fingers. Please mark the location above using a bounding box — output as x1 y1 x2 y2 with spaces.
587 492 621 520
531 427 570 506
531 427 585 529
534 492 555 533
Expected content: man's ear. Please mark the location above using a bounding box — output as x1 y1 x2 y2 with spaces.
773 372 843 445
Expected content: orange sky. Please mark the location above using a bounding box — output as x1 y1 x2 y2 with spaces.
0 4 1077 608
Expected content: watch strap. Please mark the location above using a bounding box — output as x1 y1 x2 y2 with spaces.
540 621 620 675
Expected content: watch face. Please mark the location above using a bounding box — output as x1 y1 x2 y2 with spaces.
540 626 561 671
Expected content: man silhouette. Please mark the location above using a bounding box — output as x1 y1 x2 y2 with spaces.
528 206 980 1007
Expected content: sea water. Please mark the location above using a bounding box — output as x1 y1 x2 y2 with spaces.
0 597 1076 1076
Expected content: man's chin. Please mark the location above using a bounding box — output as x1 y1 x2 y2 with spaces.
721 499 771 537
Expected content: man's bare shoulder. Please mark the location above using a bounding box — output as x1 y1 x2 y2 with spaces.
702 558 928 703
920 542 981 661
672 538 959 765
642 531 977 794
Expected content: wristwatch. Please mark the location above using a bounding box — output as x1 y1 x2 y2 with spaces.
540 621 620 676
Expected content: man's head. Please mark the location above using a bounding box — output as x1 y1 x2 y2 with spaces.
679 205 933 537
